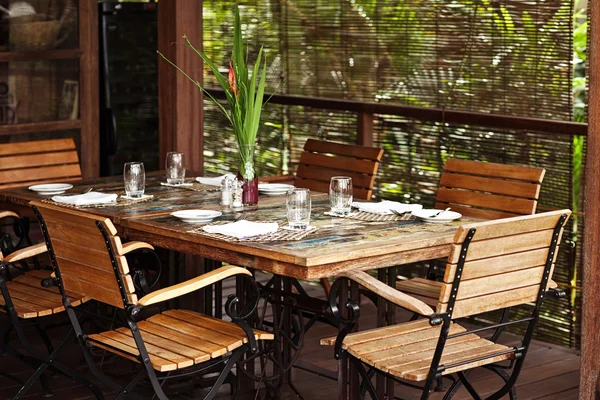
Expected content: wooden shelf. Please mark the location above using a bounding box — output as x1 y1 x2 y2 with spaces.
0 49 82 63
0 120 82 136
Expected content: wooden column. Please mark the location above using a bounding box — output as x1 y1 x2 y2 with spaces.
157 0 204 173
581 1 600 398
79 0 99 178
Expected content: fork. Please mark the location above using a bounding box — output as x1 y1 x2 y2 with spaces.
389 209 410 217
234 215 247 222
81 188 93 194
432 207 451 218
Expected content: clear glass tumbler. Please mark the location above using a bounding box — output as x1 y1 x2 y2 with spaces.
286 188 311 229
329 176 353 215
166 152 185 185
123 162 145 198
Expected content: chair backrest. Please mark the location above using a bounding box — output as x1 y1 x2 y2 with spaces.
294 139 384 200
0 138 82 190
30 201 137 309
436 209 570 319
435 159 545 219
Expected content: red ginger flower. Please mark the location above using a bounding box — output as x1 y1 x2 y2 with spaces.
228 60 237 96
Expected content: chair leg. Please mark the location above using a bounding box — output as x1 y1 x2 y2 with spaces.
12 361 50 400
457 371 483 400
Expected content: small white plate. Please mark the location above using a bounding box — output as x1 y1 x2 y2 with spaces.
258 183 295 195
412 209 462 223
171 210 222 224
28 183 73 195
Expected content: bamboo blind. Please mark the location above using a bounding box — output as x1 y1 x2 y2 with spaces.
201 0 581 348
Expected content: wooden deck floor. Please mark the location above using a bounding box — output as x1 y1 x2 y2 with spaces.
0 276 580 400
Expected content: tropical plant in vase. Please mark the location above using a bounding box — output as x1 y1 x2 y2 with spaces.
158 5 268 205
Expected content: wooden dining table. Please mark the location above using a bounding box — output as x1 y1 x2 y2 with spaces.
0 173 479 398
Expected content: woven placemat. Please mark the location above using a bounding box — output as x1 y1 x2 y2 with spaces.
325 210 419 223
41 194 154 209
188 221 317 242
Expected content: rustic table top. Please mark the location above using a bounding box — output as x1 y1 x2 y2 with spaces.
1 174 478 279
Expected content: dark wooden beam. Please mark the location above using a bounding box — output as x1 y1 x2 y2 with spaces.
79 0 100 178
157 0 204 173
357 112 374 147
581 0 600 398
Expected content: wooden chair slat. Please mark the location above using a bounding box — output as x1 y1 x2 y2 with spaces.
443 247 549 283
452 209 567 243
8 286 64 313
55 257 125 292
59 273 137 309
51 238 117 272
13 273 88 305
436 188 537 215
114 327 210 364
0 177 82 191
443 159 545 183
447 229 554 264
434 202 519 220
295 178 371 200
98 330 194 369
396 278 442 298
45 220 112 252
296 163 376 189
138 321 226 357
167 309 274 340
31 202 118 235
437 285 540 318
439 266 545 302
439 172 541 199
0 138 77 157
298 152 378 175
303 138 384 161
0 151 80 171
398 344 513 381
0 164 82 188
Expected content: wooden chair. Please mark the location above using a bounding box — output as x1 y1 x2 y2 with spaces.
322 209 570 400
0 138 82 190
30 201 274 400
0 210 94 399
294 139 384 200
397 158 547 298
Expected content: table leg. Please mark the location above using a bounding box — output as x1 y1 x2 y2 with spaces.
376 268 386 399
386 266 397 399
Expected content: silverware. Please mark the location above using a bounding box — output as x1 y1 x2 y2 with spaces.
432 207 451 218
234 215 247 222
389 209 410 216
81 188 93 194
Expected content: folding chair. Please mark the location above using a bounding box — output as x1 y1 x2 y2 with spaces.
322 209 570 399
31 201 274 400
0 210 95 399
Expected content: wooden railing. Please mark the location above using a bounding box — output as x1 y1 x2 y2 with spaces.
205 88 588 146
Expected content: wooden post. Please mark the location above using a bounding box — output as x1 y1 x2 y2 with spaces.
581 1 600 398
157 0 204 173
357 112 374 147
79 0 99 178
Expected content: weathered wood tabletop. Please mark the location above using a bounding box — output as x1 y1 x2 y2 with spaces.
0 174 478 280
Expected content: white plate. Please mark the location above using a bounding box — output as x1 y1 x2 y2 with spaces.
171 210 222 223
258 183 295 195
28 183 73 195
412 209 462 223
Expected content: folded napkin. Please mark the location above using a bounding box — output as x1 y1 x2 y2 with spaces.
196 174 236 187
352 200 423 215
160 182 193 187
52 192 118 206
202 220 279 239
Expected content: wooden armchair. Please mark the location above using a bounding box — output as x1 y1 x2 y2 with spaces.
0 210 93 398
30 201 274 400
322 210 570 400
0 138 82 190
397 158 547 299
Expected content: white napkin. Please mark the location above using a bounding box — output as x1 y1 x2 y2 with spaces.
202 220 279 239
196 174 236 187
352 201 423 215
52 192 118 206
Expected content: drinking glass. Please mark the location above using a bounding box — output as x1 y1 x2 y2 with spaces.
123 162 145 198
286 188 311 229
166 152 185 184
329 176 353 215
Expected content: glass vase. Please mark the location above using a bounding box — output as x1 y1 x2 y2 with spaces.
237 143 258 205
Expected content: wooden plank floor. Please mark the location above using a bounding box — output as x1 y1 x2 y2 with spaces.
0 274 580 399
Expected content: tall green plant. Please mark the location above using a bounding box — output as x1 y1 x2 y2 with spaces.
158 5 267 180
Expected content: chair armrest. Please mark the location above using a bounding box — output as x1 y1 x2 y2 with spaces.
137 265 251 307
260 175 295 184
119 241 154 255
0 211 19 221
336 270 435 316
4 243 47 263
